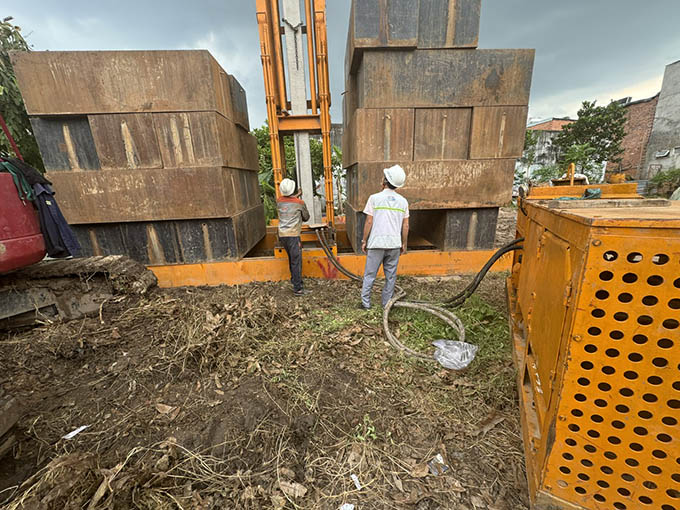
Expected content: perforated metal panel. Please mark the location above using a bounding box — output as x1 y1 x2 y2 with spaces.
545 238 680 509
509 198 680 510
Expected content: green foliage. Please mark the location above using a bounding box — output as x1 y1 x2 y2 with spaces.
520 129 538 167
353 414 378 442
554 100 626 166
0 17 42 169
561 142 602 183
530 164 561 184
648 168 680 197
252 122 342 223
515 129 539 186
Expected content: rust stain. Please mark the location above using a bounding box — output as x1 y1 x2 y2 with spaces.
146 225 166 264
201 222 213 261
61 124 80 170
316 259 338 279
88 229 101 256
445 0 457 47
120 120 138 168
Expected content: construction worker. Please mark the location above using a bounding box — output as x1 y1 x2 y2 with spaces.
277 178 311 296
360 165 409 309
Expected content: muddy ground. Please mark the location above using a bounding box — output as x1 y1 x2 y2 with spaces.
0 211 526 510
494 208 517 248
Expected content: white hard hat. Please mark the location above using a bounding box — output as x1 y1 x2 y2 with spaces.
279 178 296 197
383 164 406 188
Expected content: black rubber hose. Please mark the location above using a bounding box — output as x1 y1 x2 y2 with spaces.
443 239 524 307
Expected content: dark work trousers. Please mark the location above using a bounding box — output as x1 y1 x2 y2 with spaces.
280 236 303 292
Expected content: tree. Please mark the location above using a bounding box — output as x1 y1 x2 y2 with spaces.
561 142 601 183
252 122 342 222
515 129 538 186
530 164 561 184
648 168 680 197
554 100 626 167
0 17 42 169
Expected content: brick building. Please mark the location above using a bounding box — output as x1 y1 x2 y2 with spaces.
528 118 574 132
606 94 659 179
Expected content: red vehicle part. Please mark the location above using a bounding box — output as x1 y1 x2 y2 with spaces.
0 172 46 273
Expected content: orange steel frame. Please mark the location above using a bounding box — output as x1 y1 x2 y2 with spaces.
508 190 680 509
256 0 335 226
149 249 513 288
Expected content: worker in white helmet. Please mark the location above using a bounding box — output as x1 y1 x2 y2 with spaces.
277 178 311 296
359 165 409 309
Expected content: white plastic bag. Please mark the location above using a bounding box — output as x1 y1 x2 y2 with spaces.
432 339 478 370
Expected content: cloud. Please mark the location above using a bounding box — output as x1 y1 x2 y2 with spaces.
9 0 680 128
190 30 266 126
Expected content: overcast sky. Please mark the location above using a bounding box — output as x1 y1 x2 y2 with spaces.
8 1 680 127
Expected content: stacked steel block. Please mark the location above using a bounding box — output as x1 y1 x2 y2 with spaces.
343 0 534 251
11 50 264 264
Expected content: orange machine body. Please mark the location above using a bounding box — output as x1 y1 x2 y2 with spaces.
508 192 680 509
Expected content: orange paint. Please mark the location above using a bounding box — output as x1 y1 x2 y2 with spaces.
149 249 513 288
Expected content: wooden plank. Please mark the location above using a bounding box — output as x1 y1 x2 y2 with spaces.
346 159 515 210
88 113 161 169
410 207 499 250
413 108 471 160
344 108 414 167
469 106 529 159
355 49 535 110
48 167 261 224
10 50 235 117
30 117 100 171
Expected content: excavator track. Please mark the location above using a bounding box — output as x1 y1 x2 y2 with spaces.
0 255 157 329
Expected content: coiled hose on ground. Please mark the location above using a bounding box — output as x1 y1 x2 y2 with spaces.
315 229 523 364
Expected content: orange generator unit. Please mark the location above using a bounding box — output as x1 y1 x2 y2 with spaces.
508 186 680 510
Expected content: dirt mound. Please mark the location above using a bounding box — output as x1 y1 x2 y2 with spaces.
0 276 527 509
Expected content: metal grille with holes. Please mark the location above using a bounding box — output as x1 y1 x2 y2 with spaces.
509 197 680 510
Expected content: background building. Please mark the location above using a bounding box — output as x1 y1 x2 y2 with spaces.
605 94 659 180
643 59 680 178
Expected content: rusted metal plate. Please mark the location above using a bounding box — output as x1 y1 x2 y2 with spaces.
346 0 480 74
154 112 258 170
413 108 471 160
228 74 250 131
346 159 515 210
344 203 498 252
73 204 265 264
30 117 100 171
88 113 161 169
410 207 499 250
34 111 257 172
10 50 247 123
354 49 535 110
418 0 480 48
343 108 414 167
48 167 262 224
469 106 528 159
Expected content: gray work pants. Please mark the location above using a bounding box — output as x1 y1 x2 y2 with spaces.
361 248 401 308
